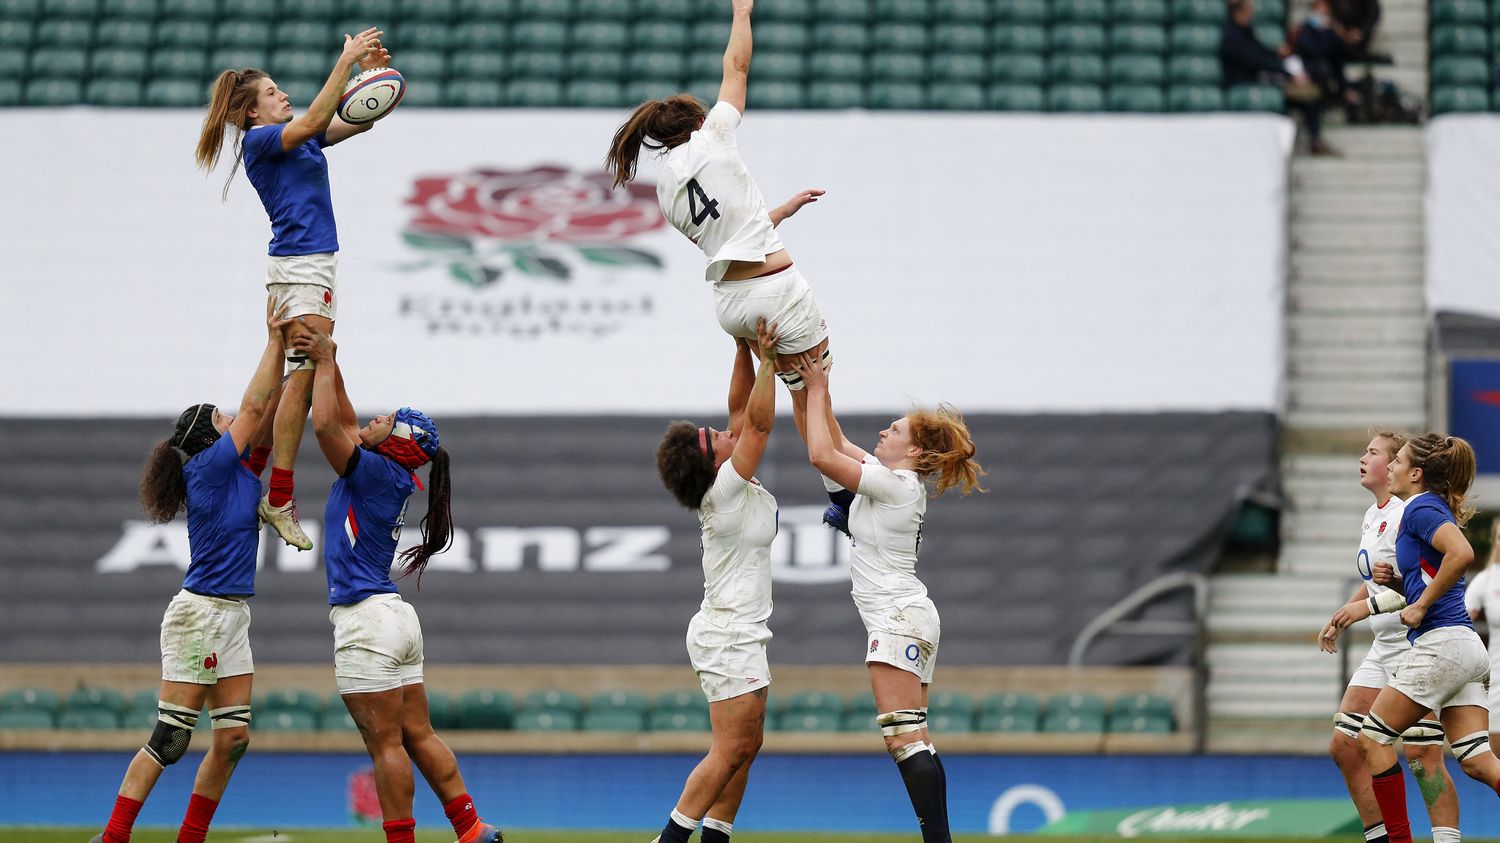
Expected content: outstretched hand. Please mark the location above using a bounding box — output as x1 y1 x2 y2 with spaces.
289 318 337 362
774 189 825 222
1318 601 1371 654
359 43 392 72
266 298 293 343
789 350 828 390
755 318 781 364
341 28 383 66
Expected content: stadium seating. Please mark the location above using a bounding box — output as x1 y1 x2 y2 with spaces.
1428 0 1500 112
0 0 1293 112
457 689 516 729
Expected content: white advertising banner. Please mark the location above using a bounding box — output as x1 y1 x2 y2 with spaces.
1 110 1291 415
1428 115 1500 320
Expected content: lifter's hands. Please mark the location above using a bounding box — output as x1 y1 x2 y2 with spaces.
789 349 828 390
266 298 293 345
290 318 337 362
755 318 781 365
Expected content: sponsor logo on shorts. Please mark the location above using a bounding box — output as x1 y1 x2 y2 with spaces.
905 644 921 663
870 639 880 653
203 652 218 672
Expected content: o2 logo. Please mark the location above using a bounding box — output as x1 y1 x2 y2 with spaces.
1357 548 1373 580
905 643 921 663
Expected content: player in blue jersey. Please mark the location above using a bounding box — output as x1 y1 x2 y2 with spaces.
1324 434 1500 843
194 27 390 553
789 354 984 843
290 325 503 843
91 300 290 843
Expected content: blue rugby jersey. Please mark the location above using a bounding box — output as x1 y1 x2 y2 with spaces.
181 435 262 596
323 449 412 606
242 123 339 256
1395 491 1474 643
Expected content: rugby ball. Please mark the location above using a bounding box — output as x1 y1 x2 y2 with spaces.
339 68 405 125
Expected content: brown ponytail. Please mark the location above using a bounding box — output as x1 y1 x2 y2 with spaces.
140 440 188 524
907 403 988 498
397 447 453 586
195 68 269 199
605 94 708 188
1405 433 1478 526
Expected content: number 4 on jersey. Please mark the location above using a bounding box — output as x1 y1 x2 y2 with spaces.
687 178 720 226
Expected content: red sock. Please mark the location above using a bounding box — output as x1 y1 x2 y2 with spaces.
102 795 144 843
382 818 417 843
268 467 294 507
245 446 272 477
176 793 219 843
1371 764 1412 843
444 793 480 840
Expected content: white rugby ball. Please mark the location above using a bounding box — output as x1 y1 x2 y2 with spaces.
339 68 405 125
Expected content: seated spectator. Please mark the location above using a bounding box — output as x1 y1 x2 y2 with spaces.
1294 0 1362 124
1328 0 1380 57
1220 0 1331 154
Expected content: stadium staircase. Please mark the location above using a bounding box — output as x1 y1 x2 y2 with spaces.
1204 0 1430 752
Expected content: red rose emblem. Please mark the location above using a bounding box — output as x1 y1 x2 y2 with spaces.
405 165 665 243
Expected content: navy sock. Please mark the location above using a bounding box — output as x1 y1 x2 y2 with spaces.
659 811 696 843
896 748 951 843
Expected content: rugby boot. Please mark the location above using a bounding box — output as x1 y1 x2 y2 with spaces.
88 835 104 843
458 822 503 843
258 494 313 550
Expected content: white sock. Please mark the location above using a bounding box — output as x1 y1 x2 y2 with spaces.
1364 823 1387 842
703 817 734 834
1433 827 1461 843
669 809 699 831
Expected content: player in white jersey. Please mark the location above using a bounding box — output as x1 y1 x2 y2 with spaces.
1318 432 1461 843
650 319 781 843
789 354 984 843
606 0 832 418
1464 521 1500 743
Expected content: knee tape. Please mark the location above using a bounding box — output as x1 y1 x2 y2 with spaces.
1360 712 1402 747
284 355 316 374
1334 711 1366 740
1453 730 1494 762
210 705 252 730
1401 718 1445 747
143 701 198 766
877 709 927 738
775 349 832 391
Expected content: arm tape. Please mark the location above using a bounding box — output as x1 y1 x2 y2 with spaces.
1367 590 1407 615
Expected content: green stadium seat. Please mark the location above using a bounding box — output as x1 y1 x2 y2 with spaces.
457 690 515 729
632 20 690 49
144 77 201 105
227 0 272 14
758 0 811 22
0 0 40 19
1107 712 1173 733
35 20 93 48
340 0 394 16
1170 24 1220 53
333 17 383 38
978 710 1040 732
809 51 865 82
522 690 583 717
1108 84 1165 110
992 24 1047 52
814 22 869 51
872 22 929 51
572 20 627 50
686 75 721 104
319 707 359 731
806 79 863 107
757 21 810 51
1047 693 1107 718
448 52 504 79
1051 25 1106 52
691 20 731 48
654 690 707 714
1 688 62 714
258 689 322 715
210 48 269 71
0 20 33 49
586 690 647 714
982 693 1041 717
1257 0 1286 19
814 0 871 23
511 20 567 49
149 48 204 78
399 49 447 79
44 0 99 16
1431 84 1490 112
989 82 1045 109
1225 82 1284 111
875 0 931 22
269 49 326 79
1168 54 1220 84
0 709 56 728
1114 0 1167 22
95 19 151 47
750 80 804 105
425 690 458 730
1251 23 1283 49
1041 710 1106 733
256 710 318 731
120 704 158 729
277 77 324 105
937 0 991 22
1112 24 1167 53
581 709 646 731
125 691 158 717
1049 53 1105 84
1432 0 1489 25
65 688 126 714
928 692 975 719
92 46 145 76
577 0 630 18
86 78 143 105
1110 54 1165 84
154 20 212 48
285 0 337 19
451 21 508 50
399 0 455 19
1171 0 1223 22
871 52 925 82
396 77 439 104
509 51 564 79
635 0 688 17
0 50 26 75
869 81 926 108
1112 693 1175 721
1432 25 1490 55
648 709 711 731
1432 55 1491 86
753 50 806 81
277 21 334 50
995 0 1046 22
687 48 725 79
516 0 573 19
394 21 452 50
1054 0 1108 22
839 709 876 731
215 20 271 51
780 691 845 718
927 711 973 733
931 53 986 82
778 711 841 732
457 0 513 19
28 64 87 89
159 0 214 20
568 50 624 80
0 79 20 104
932 22 988 53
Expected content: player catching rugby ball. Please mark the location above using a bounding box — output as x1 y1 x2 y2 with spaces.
193 26 392 551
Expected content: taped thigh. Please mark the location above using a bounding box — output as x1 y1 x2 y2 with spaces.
1359 712 1402 747
1453 730 1494 762
1333 711 1366 740
1401 718 1444 747
210 704 252 730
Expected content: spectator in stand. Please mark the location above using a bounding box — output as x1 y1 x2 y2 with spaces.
1328 0 1380 57
1220 0 1332 154
1294 0 1363 133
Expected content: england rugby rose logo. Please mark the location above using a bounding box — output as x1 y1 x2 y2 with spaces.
402 165 666 286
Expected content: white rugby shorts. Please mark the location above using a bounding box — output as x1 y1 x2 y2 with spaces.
1388 626 1490 713
687 611 772 703
1348 636 1410 690
329 593 424 694
160 589 254 684
1489 678 1500 732
862 598 940 684
712 265 828 355
266 252 338 321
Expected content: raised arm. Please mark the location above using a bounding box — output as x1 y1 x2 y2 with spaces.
728 321 779 481
290 326 359 472
323 41 392 146
1400 522 1475 628
281 28 382 152
718 0 753 113
333 360 360 439
793 353 863 490
768 189 825 227
226 299 293 453
726 338 755 437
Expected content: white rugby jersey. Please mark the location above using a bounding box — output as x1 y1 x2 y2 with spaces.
1463 566 1500 673
697 460 777 625
846 456 929 624
657 101 785 282
1358 496 1408 649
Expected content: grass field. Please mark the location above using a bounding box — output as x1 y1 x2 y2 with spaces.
0 832 1388 843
